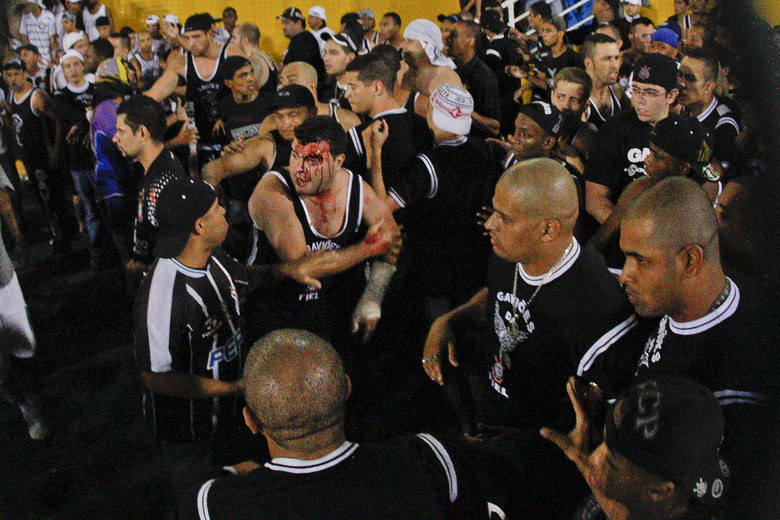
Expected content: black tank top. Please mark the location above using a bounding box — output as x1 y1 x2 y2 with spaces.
185 44 230 142
10 88 48 170
257 53 278 95
587 85 622 127
268 130 292 173
247 168 366 342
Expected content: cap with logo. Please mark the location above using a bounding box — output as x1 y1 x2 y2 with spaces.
650 114 717 181
277 7 304 22
269 84 316 110
145 14 160 25
321 32 358 53
308 6 326 20
62 11 77 22
605 377 730 507
359 8 375 20
154 179 218 258
518 101 563 137
154 179 217 258
632 53 680 90
651 27 679 48
430 83 474 136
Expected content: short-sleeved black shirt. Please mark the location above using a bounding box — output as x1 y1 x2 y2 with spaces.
134 250 249 443
583 108 652 201
283 31 326 85
483 241 642 430
457 56 501 139
133 149 188 264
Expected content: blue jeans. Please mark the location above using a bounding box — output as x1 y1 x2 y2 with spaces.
70 169 103 257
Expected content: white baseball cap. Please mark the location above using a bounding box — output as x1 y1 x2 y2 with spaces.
145 14 160 25
430 84 473 135
62 31 85 51
163 13 179 25
623 0 642 5
308 6 326 20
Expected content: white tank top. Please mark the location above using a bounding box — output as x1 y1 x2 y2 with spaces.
82 4 106 41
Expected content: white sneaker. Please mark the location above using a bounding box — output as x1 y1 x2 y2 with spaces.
19 400 49 440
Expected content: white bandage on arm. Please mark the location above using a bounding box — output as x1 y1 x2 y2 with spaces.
351 260 397 332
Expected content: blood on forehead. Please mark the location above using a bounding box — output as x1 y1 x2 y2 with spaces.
294 141 331 160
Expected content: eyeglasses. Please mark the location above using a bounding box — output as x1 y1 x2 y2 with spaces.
632 87 666 99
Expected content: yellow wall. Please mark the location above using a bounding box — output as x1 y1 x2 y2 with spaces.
107 0 778 62
108 0 463 62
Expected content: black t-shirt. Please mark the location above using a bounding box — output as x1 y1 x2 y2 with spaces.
687 97 740 168
633 276 779 517
175 434 484 520
217 93 274 143
482 35 523 136
388 136 503 302
283 31 326 85
133 149 188 264
457 57 501 139
483 241 642 430
134 250 248 443
583 108 652 201
532 46 584 97
344 108 432 198
53 81 95 170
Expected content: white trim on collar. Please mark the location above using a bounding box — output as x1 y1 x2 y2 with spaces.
518 238 580 286
372 107 407 119
265 441 359 474
437 136 468 147
668 278 739 335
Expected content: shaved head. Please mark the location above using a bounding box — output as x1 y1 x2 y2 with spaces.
625 177 719 258
280 61 319 91
499 158 579 231
243 329 348 445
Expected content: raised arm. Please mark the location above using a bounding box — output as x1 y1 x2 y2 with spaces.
146 52 185 102
201 135 273 187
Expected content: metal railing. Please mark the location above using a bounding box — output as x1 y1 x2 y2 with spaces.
502 0 594 33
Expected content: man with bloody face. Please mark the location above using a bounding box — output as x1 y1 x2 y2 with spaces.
245 115 399 359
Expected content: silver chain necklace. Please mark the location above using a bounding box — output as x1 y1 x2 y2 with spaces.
508 242 573 339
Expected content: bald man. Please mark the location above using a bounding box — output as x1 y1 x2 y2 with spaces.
422 158 641 517
278 61 361 131
424 158 639 429
175 329 485 519
619 176 779 518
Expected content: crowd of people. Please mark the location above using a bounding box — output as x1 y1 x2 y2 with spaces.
0 0 777 518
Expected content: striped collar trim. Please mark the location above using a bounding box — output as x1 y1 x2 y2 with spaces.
668 278 739 335
436 136 468 147
372 107 406 119
696 97 718 122
168 258 207 278
265 441 358 474
518 238 580 286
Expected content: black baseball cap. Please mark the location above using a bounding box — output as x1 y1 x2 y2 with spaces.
321 32 359 53
184 13 217 33
605 377 730 507
277 7 304 21
481 10 506 33
95 15 110 27
269 84 316 110
437 13 463 23
222 56 252 80
154 179 217 258
650 114 712 165
632 53 680 91
518 101 563 137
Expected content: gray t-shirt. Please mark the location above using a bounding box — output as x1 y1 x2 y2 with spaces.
0 166 15 287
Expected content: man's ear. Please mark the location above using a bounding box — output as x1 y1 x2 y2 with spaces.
243 406 261 435
679 243 705 278
334 153 346 168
